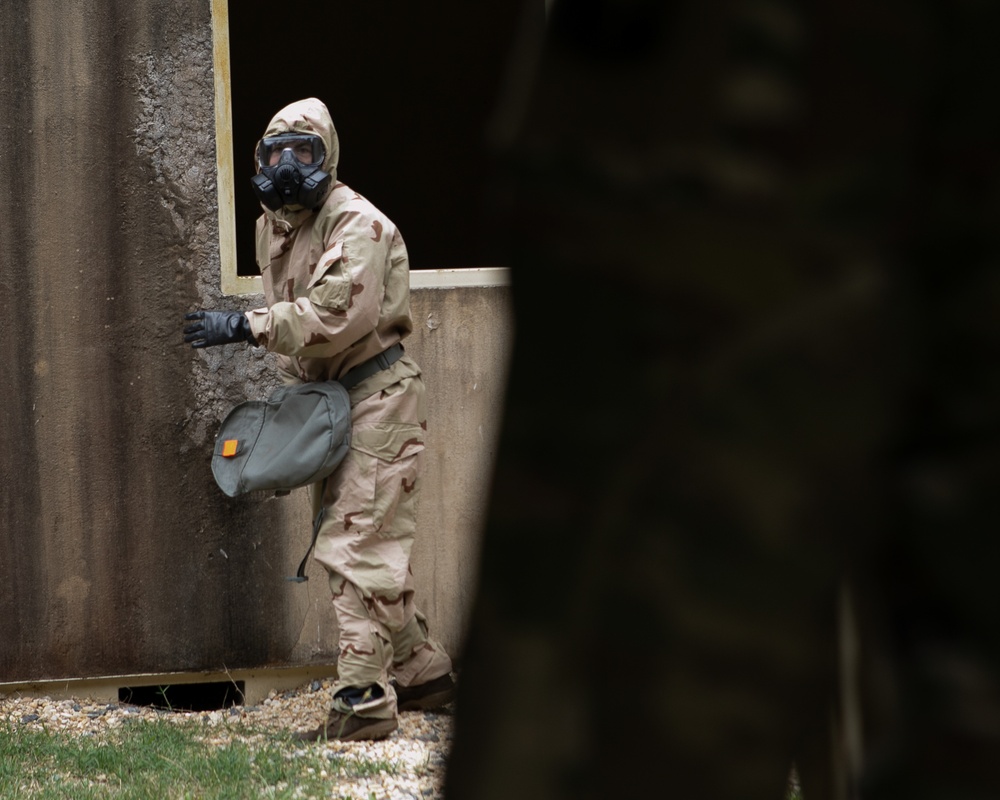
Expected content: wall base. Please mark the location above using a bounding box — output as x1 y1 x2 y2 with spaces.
0 665 338 707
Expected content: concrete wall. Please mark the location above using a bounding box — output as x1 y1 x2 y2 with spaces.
0 0 510 690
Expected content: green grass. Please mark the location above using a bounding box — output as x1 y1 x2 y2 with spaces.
0 717 400 799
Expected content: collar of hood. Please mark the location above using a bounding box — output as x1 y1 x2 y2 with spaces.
257 97 340 230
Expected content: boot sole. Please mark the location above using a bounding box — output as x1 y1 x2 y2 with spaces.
293 716 398 742
397 688 456 712
338 717 398 741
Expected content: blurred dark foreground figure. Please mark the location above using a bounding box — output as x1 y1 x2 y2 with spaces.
445 2 1000 799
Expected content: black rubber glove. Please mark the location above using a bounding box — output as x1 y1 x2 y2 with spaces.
183 310 257 348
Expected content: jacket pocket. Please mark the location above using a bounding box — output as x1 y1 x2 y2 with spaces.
308 240 352 310
340 423 425 536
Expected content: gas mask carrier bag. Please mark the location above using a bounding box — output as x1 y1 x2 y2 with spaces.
210 381 351 498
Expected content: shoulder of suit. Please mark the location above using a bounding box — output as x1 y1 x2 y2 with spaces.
320 182 394 240
336 182 383 216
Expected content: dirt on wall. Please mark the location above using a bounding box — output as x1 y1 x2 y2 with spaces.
0 0 324 683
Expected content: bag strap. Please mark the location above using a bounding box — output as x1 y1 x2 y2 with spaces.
338 343 404 391
287 476 328 583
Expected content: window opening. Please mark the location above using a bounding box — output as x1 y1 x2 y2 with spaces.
212 0 525 294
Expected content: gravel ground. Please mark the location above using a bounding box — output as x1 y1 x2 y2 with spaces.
1 678 454 800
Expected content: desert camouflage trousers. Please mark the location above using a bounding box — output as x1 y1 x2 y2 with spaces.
310 367 452 719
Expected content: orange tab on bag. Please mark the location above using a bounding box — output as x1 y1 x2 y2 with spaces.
221 439 239 457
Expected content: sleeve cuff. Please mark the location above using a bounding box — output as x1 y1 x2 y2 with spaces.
247 308 270 345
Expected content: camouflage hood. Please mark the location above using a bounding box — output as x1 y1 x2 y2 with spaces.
257 97 340 230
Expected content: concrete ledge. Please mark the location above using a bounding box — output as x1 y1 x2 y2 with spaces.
409 268 511 289
222 267 511 296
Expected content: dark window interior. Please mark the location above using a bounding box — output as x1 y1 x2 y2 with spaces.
229 2 525 276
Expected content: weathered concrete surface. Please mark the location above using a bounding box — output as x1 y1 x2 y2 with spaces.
0 0 509 686
398 285 512 649
0 0 308 683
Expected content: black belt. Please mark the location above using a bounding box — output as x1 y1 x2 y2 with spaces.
338 343 404 391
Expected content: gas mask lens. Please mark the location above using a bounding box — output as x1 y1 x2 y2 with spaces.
257 134 326 169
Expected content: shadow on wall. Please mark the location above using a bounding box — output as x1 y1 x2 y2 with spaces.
445 2 1000 800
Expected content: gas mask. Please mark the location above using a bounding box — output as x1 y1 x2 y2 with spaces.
250 133 332 211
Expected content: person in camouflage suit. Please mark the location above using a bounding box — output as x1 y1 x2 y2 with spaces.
184 98 453 741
